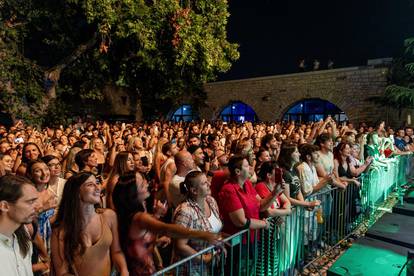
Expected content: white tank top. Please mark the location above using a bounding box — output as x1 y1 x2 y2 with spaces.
208 211 223 233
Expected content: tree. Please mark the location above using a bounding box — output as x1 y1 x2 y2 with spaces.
366 1 414 119
0 0 239 125
370 37 414 118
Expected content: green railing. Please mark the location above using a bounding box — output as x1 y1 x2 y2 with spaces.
256 208 303 276
153 155 412 276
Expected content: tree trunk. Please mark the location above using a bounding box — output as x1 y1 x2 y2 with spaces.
40 33 98 114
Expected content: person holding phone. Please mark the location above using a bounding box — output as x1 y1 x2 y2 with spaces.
218 155 279 236
256 161 291 218
15 137 24 144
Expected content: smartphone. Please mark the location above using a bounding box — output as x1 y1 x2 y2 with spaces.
14 137 24 144
274 168 283 183
141 156 149 167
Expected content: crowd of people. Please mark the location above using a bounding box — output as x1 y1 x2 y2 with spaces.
0 117 412 276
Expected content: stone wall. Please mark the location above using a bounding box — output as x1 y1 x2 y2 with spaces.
201 66 401 126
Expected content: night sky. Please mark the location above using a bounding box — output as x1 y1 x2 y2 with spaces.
219 0 414 81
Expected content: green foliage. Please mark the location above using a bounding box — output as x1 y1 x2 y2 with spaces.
84 0 239 116
0 18 45 125
404 37 414 75
369 36 414 113
0 0 239 123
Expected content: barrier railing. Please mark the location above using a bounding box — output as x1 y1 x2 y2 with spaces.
301 155 413 266
256 207 303 276
152 228 256 276
152 154 412 276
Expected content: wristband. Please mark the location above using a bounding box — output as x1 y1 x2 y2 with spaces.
241 218 251 229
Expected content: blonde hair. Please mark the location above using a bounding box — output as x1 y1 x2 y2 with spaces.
64 147 81 173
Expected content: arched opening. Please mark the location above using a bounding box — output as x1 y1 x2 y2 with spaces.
170 104 199 122
219 101 258 123
282 98 348 123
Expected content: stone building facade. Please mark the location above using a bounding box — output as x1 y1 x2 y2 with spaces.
199 66 401 126
90 65 408 127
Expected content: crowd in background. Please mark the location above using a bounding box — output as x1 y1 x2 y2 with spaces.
0 117 413 276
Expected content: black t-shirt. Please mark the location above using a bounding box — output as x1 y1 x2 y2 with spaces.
282 168 301 198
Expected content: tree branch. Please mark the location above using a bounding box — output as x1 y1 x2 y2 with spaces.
44 32 98 99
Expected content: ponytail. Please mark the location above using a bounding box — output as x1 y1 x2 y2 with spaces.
179 171 204 197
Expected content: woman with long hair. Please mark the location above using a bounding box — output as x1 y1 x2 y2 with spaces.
173 171 223 274
15 142 43 176
0 152 14 174
152 137 168 185
26 160 56 251
113 172 220 276
106 151 135 209
255 161 292 272
277 144 320 270
26 159 57 275
333 142 362 186
51 172 128 276
90 137 106 176
333 142 364 229
63 146 82 179
278 144 320 208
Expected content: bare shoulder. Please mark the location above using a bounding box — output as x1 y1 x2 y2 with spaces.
167 161 176 170
131 212 155 228
101 208 117 222
132 211 147 222
101 207 116 216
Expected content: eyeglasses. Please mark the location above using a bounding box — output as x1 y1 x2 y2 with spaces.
47 162 61 168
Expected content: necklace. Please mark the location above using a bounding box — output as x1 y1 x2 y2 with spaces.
187 198 211 232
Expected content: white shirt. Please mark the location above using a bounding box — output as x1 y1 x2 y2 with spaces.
48 177 66 205
316 150 334 175
316 150 334 192
296 162 319 196
0 232 33 276
208 210 223 233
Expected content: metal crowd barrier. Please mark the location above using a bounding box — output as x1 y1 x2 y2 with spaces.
152 228 257 276
152 155 412 276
